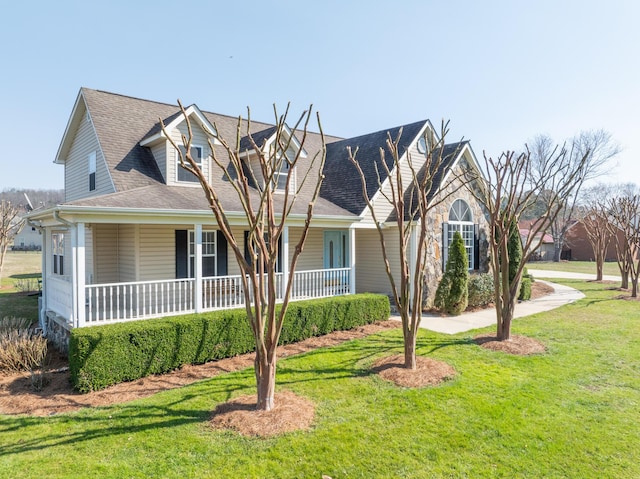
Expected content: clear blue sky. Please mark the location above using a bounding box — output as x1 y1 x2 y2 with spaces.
1 0 638 190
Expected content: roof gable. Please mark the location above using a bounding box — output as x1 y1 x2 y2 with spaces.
320 120 432 215
140 104 219 147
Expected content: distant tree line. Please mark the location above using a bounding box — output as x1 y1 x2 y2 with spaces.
0 188 64 212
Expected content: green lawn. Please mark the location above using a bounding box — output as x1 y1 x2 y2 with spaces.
0 251 41 321
527 260 621 276
1 280 638 478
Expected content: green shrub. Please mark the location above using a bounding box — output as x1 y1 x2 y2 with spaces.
508 221 523 283
467 273 495 308
435 231 469 315
69 293 390 392
519 277 532 301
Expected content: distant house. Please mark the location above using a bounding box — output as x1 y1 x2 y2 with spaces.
12 220 42 251
564 220 622 262
519 220 556 261
26 88 489 342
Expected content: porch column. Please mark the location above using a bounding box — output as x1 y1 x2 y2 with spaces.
39 227 48 333
195 224 203 313
349 226 356 294
73 223 86 328
282 226 289 301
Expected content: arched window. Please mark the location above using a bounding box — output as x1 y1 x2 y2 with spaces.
444 199 475 269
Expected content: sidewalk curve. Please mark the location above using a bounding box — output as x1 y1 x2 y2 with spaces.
391 277 586 335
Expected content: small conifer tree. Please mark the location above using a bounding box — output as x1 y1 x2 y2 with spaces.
434 231 469 315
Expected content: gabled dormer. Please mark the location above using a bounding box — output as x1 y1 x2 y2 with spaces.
140 104 221 187
239 124 308 194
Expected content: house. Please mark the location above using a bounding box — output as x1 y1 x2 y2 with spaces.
564 220 621 262
26 88 488 346
12 220 42 251
518 220 557 261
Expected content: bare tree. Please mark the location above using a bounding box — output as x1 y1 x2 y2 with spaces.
468 146 589 340
607 188 640 297
577 184 614 281
0 200 24 280
348 122 466 368
162 102 326 411
530 130 620 262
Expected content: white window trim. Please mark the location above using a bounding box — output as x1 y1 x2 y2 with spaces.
444 199 475 270
188 230 217 277
52 232 66 276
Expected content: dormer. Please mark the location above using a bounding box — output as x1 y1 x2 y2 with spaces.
140 104 221 187
239 124 308 194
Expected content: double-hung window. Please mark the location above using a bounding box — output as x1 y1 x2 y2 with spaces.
177 145 203 183
52 232 65 276
189 230 216 277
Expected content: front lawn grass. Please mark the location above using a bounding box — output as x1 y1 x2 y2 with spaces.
527 259 621 276
1 280 639 478
0 251 41 321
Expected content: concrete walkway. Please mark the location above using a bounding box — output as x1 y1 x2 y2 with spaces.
394 270 600 335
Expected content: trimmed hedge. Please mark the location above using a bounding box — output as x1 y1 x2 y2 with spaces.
69 293 390 392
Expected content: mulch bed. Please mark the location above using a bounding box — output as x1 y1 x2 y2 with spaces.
210 390 316 437
474 334 546 355
371 354 456 388
0 320 401 417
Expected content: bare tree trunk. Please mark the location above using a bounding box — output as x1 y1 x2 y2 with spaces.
632 281 638 298
620 266 630 289
595 258 604 281
553 245 562 262
403 320 417 370
255 348 277 411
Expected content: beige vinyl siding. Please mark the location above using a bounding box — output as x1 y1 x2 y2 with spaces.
93 224 119 283
355 227 400 295
169 122 211 185
64 111 114 201
118 224 138 282
288 227 325 271
361 141 427 224
151 143 167 183
138 225 178 281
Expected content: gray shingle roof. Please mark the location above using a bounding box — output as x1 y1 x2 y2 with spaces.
76 88 468 220
321 120 429 215
76 89 352 216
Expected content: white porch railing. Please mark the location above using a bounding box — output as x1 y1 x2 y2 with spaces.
85 278 195 324
292 268 351 300
81 268 350 326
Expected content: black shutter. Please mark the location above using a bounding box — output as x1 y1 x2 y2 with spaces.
277 234 283 273
474 224 480 270
216 230 228 276
442 222 448 270
175 230 188 278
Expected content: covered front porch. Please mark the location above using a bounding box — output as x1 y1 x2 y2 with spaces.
35 213 357 329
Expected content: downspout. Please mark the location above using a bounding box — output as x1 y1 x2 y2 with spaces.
27 219 47 334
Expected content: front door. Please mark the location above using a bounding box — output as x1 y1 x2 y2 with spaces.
323 231 348 270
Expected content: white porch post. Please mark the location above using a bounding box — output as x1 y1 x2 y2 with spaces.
349 226 356 294
282 226 289 301
409 223 418 311
76 223 86 327
39 227 48 333
195 224 203 313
